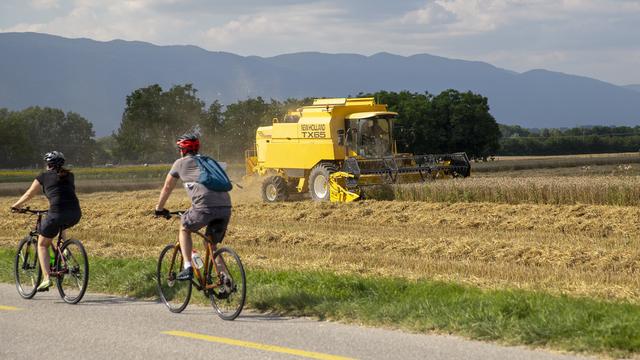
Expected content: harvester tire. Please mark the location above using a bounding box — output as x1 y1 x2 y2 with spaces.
309 163 338 201
261 176 288 202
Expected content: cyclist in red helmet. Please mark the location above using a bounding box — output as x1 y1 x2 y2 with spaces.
155 134 232 280
11 151 82 291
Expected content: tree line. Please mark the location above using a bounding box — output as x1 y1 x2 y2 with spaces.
111 85 502 163
499 124 640 155
1 83 637 169
0 107 96 168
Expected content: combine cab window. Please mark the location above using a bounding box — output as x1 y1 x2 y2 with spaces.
346 117 393 158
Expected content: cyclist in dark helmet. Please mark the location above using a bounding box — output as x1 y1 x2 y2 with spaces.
11 151 82 291
155 134 232 281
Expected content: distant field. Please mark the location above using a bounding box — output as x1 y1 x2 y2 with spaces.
491 152 640 161
2 153 640 203
382 176 640 205
0 163 246 196
0 163 246 183
473 152 640 172
0 164 171 183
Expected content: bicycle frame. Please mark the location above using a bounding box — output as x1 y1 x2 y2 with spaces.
24 209 70 277
165 221 225 293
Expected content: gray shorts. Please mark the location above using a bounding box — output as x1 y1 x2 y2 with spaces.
181 206 232 244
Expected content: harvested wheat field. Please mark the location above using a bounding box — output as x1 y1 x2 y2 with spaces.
390 176 640 205
1 187 639 303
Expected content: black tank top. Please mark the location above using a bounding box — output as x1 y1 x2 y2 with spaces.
36 170 80 213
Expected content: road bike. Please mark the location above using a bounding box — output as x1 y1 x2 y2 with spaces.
156 210 246 320
13 208 89 304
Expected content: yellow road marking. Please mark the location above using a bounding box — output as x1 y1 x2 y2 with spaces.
162 330 356 360
0 305 21 311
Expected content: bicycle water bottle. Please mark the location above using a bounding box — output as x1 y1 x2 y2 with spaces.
49 248 55 267
192 251 204 269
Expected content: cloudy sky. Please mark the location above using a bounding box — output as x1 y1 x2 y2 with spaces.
1 0 639 85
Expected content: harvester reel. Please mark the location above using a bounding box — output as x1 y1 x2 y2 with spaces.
309 163 338 201
261 175 288 202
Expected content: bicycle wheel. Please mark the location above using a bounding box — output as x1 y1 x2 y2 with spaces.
14 235 42 299
56 239 89 304
157 244 192 313
209 247 246 320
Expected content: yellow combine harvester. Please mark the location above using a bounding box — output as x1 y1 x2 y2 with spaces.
245 97 471 202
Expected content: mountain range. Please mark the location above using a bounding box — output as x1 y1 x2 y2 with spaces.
624 85 640 93
1 32 639 136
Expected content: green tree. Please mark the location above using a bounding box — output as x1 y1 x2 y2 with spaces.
114 84 206 163
365 90 501 159
200 100 224 158
13 107 97 166
219 97 273 161
435 90 501 159
95 135 117 164
0 110 31 168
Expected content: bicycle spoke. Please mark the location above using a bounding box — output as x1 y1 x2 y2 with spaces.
14 236 42 299
157 244 191 313
56 239 89 304
209 247 246 320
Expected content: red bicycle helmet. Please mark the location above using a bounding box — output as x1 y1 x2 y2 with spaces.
176 134 200 155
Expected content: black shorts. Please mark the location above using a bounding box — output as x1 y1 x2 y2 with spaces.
38 210 82 238
181 207 231 244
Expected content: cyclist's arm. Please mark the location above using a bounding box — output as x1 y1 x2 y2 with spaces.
12 179 41 209
155 173 178 211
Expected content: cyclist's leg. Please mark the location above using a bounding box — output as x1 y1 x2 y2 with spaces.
177 208 209 280
178 225 193 269
207 208 232 275
36 214 61 289
36 235 53 279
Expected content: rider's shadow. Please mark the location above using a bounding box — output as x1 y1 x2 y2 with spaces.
175 307 291 322
73 296 157 306
232 313 293 322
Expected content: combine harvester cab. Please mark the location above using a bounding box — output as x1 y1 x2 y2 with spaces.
245 98 471 203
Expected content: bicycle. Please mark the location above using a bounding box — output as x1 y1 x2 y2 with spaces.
155 210 246 320
13 208 89 304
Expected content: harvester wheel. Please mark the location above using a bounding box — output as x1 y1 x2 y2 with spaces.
261 176 288 202
309 163 338 201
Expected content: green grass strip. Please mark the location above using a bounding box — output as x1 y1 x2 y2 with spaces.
1 248 638 357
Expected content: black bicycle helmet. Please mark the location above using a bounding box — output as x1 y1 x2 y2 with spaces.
43 151 65 168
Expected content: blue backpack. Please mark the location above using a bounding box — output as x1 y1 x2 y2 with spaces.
194 155 233 192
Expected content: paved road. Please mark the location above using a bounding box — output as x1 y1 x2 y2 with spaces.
0 283 589 360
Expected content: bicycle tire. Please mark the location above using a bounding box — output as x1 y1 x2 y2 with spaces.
14 235 42 299
56 239 89 304
208 247 246 320
157 244 192 313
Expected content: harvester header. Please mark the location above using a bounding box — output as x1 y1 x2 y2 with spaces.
245 97 470 202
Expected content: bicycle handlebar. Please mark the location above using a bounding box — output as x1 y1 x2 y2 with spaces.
154 210 184 220
11 207 48 215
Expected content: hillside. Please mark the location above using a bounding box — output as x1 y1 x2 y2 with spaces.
625 84 640 93
1 32 639 135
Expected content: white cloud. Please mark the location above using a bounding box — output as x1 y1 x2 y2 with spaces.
400 2 456 27
3 0 190 42
30 0 60 10
399 0 640 36
203 4 346 47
